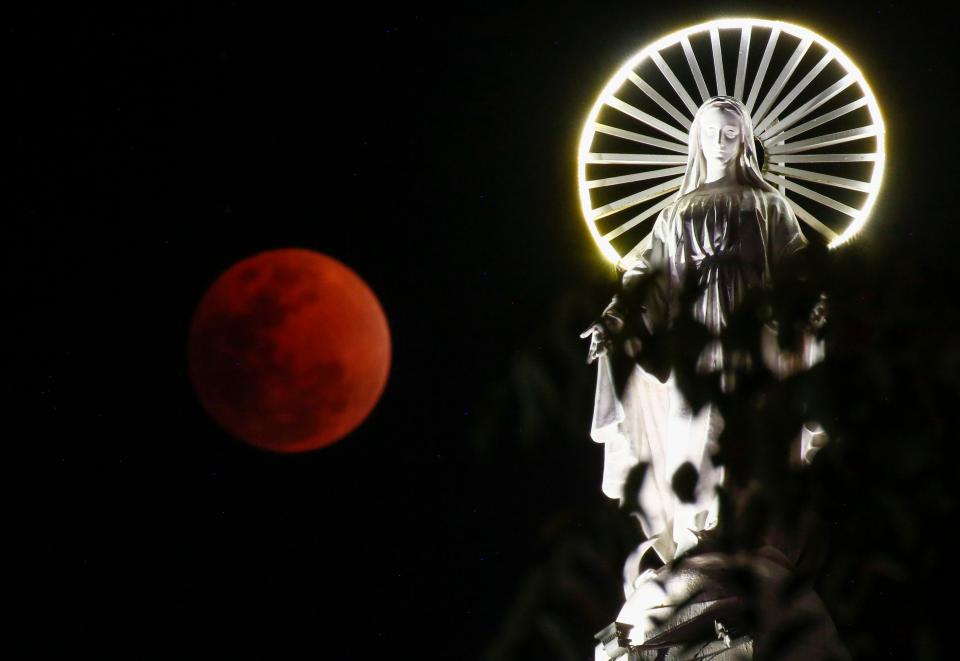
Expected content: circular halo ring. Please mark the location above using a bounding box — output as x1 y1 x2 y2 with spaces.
577 18 885 267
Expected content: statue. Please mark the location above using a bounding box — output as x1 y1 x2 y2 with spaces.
574 19 886 656
582 96 831 651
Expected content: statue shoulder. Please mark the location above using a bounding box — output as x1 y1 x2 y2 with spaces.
754 188 797 225
755 187 808 255
650 199 685 242
755 188 797 220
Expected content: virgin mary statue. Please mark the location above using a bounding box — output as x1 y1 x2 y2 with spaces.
583 96 825 581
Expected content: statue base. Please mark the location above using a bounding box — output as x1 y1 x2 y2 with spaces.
594 598 753 660
594 548 849 660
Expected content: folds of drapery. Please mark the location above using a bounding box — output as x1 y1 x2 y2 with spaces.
591 354 723 573
591 326 826 594
590 186 827 594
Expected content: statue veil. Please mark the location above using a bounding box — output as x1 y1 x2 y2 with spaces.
678 96 777 197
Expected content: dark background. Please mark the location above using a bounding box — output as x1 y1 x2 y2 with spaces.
10 1 958 657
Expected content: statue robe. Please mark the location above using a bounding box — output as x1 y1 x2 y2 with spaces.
591 185 825 573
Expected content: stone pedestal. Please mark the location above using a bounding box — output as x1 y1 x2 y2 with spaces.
594 597 753 660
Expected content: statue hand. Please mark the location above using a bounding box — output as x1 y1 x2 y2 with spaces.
580 310 625 364
580 322 610 364
808 293 827 331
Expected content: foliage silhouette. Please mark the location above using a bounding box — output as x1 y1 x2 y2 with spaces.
482 231 956 659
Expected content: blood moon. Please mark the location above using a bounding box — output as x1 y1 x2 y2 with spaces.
188 249 390 452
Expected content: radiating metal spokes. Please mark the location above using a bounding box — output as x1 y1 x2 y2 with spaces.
577 18 885 267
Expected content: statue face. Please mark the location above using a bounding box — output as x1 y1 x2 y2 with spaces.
698 106 742 167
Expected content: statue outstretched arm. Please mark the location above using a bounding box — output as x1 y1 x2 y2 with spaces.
581 209 672 363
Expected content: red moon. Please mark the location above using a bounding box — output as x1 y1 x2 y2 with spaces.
188 249 391 452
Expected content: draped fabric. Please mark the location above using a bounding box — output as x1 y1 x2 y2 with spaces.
624 185 808 337
590 185 820 571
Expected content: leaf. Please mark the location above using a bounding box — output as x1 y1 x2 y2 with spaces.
671 462 699 503
620 462 649 515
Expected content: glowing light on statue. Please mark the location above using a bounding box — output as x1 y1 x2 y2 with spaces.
577 18 885 267
577 19 867 654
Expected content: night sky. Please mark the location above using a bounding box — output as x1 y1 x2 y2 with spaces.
12 2 958 657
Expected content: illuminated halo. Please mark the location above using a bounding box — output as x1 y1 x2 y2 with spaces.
577 18 885 267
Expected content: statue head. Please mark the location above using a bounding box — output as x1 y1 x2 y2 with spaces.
679 96 776 196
